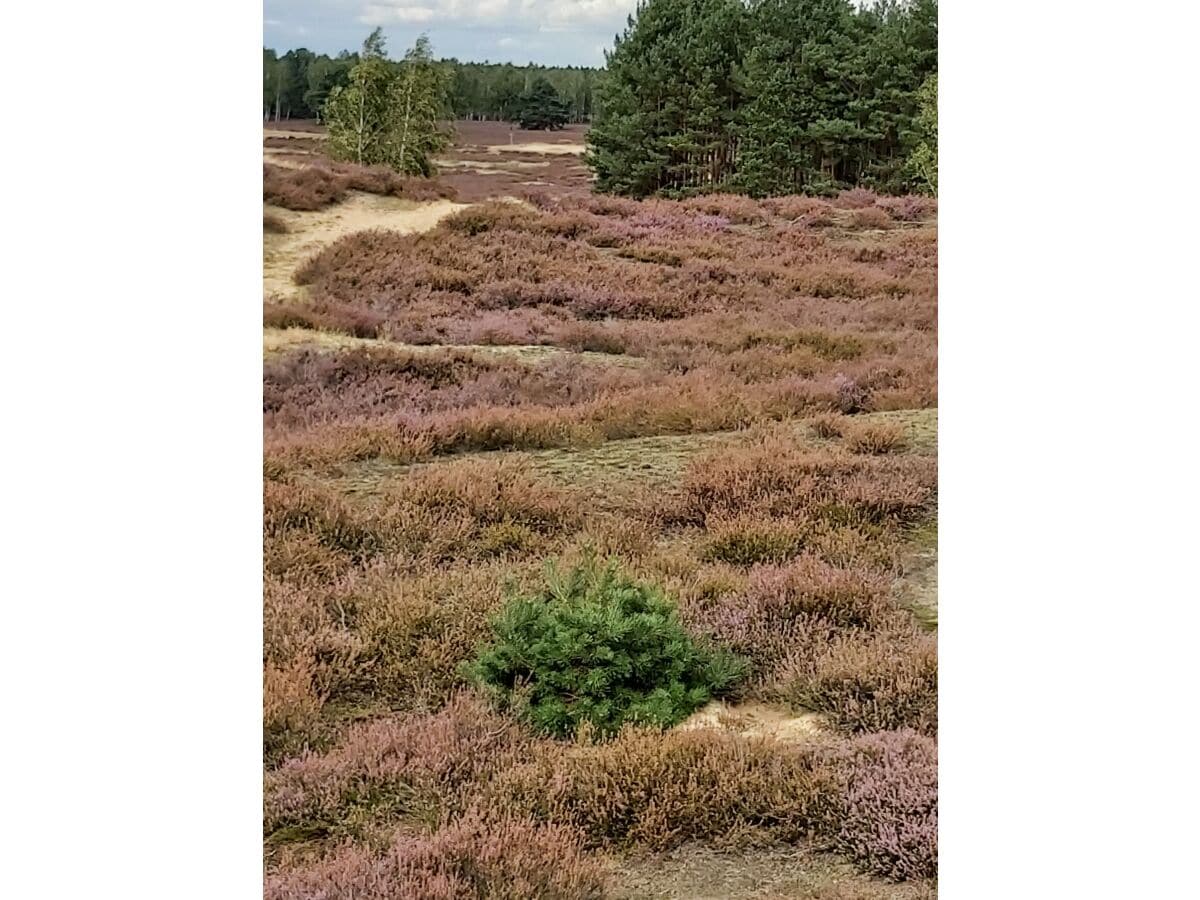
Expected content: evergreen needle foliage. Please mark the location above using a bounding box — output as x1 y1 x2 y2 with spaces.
468 558 747 738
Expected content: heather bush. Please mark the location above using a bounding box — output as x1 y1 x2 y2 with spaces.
468 559 747 738
263 301 385 338
833 187 881 210
850 207 895 230
673 435 936 530
843 421 907 455
700 516 811 566
835 373 871 413
264 164 348 211
820 730 938 881
775 629 938 736
265 810 607 900
489 725 831 850
264 693 531 841
810 412 848 438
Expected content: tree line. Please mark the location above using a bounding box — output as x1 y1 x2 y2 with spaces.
264 44 602 125
587 0 937 197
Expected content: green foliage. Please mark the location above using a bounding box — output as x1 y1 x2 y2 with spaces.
515 77 571 130
588 0 938 197
587 0 748 196
324 34 451 176
908 73 937 195
468 559 746 738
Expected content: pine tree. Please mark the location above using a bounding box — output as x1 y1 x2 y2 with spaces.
516 78 571 130
587 0 748 197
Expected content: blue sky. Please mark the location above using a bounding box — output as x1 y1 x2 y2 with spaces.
264 1 638 67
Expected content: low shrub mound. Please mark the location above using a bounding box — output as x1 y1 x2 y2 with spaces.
263 162 457 212
822 729 938 881
468 559 746 738
265 809 607 900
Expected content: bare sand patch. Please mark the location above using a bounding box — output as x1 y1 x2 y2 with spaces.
677 700 830 743
263 193 467 300
264 128 325 140
489 142 585 155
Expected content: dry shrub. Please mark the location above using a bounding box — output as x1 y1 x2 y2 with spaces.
682 556 898 688
821 730 937 881
265 810 607 900
833 188 882 210
810 412 848 438
775 629 938 736
264 210 289 233
843 421 907 455
265 693 532 840
263 162 457 212
264 164 348 211
265 480 386 567
875 195 937 222
441 201 539 236
850 207 894 230
765 195 835 222
681 193 768 224
263 301 385 339
490 725 831 850
331 564 509 709
264 658 326 764
700 516 811 566
673 434 936 530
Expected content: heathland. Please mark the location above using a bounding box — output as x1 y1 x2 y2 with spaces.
263 106 937 897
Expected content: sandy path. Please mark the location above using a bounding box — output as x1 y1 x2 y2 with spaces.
489 142 584 155
263 193 467 300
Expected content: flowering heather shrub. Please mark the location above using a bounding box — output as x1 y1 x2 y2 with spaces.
468 559 746 738
821 730 938 881
681 556 900 690
265 810 607 900
776 629 938 736
264 693 532 840
875 195 937 222
263 301 385 339
489 725 831 850
843 421 908 455
850 207 895 230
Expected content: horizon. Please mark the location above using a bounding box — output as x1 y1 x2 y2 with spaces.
264 1 638 68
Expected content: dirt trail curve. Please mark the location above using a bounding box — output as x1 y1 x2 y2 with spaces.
263 193 467 301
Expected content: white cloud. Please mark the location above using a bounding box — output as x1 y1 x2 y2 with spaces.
358 1 632 30
497 36 518 47
359 4 436 24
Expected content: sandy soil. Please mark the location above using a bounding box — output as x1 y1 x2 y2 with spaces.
263 193 467 300
612 844 935 900
490 141 585 155
677 700 829 743
264 128 325 140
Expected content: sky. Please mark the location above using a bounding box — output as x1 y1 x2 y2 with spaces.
263 0 639 67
